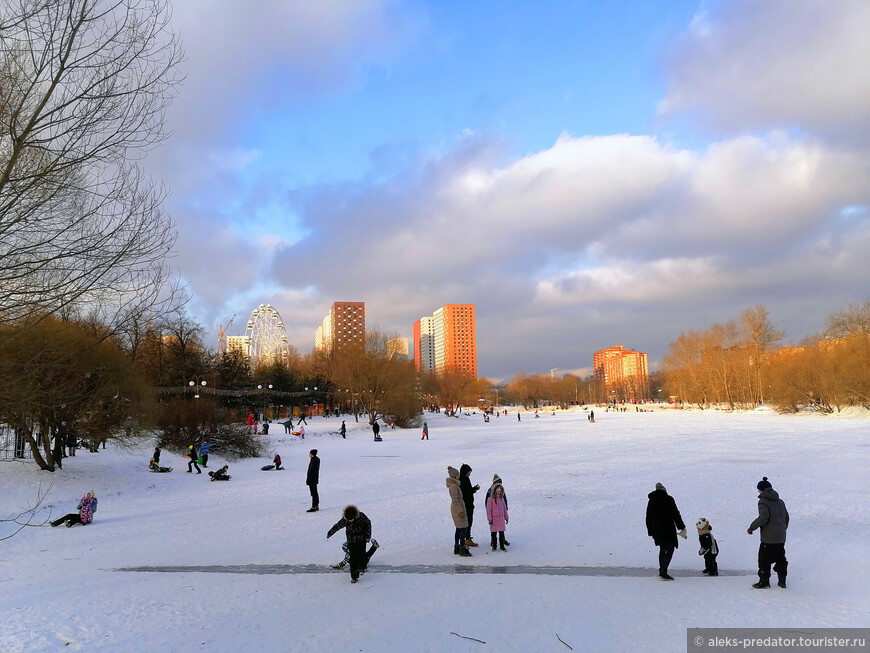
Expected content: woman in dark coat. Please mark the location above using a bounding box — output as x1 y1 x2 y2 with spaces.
646 482 686 580
458 464 480 547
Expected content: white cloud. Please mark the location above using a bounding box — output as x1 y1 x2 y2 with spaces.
659 0 870 139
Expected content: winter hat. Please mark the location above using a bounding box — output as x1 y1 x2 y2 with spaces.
655 482 666 492
447 466 459 479
310 449 318 456
492 474 502 484
757 476 772 491
343 505 359 520
696 518 709 530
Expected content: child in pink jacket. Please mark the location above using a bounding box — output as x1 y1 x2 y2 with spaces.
486 483 509 551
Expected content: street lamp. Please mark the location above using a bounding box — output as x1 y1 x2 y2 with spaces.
189 377 207 399
304 387 318 416
257 383 273 420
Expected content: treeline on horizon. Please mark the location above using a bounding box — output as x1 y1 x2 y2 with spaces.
2 301 867 471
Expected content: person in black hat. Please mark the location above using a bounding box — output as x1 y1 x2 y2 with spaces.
646 482 687 580
306 449 320 512
748 476 789 589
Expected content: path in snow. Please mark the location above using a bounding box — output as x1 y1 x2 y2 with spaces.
115 564 754 577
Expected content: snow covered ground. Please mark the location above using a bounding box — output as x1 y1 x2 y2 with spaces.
1 408 868 652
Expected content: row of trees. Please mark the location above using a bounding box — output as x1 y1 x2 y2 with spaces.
661 303 870 412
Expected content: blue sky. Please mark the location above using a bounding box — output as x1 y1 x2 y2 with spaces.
151 0 870 379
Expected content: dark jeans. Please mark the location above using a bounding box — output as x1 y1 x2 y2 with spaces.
51 513 83 527
347 541 378 580
658 544 675 574
188 458 201 473
308 484 319 509
466 508 474 539
704 553 718 574
454 527 467 547
758 543 787 583
201 455 208 468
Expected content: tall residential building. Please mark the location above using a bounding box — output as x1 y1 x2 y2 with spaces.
225 335 251 357
593 345 649 400
314 302 365 353
414 304 477 378
413 316 436 373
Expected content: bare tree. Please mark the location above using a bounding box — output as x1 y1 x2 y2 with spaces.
0 0 182 327
825 301 870 339
740 305 784 406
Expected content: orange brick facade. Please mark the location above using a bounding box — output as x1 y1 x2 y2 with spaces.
415 304 477 378
593 345 649 400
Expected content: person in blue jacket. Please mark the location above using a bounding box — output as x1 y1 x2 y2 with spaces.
199 441 210 468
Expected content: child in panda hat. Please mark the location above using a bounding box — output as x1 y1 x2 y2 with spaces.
696 517 719 576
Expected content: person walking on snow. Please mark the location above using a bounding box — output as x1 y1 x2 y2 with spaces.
421 421 429 440
446 466 472 557
747 477 789 589
326 505 378 583
297 411 307 425
646 482 687 580
306 449 320 512
696 518 719 576
339 420 346 439
486 483 509 551
187 444 201 473
50 490 98 527
459 464 479 547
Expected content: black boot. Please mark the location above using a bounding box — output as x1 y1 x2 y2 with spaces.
499 532 506 551
454 545 460 555
777 577 786 589
459 546 472 557
491 533 497 551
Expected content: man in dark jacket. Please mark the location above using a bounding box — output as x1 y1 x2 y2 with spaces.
327 505 378 583
306 449 320 512
459 464 480 547
646 482 686 580
339 421 346 439
748 476 790 589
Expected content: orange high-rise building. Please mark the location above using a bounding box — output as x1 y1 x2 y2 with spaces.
593 345 648 400
414 304 477 379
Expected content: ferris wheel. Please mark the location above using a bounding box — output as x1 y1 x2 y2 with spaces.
244 304 290 368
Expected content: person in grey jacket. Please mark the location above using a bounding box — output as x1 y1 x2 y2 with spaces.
747 476 790 589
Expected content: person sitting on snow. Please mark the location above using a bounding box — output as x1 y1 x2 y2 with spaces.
209 465 230 481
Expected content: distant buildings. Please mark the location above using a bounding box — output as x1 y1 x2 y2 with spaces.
387 337 410 360
414 304 477 379
593 345 649 401
315 302 366 353
223 304 291 369
413 316 436 373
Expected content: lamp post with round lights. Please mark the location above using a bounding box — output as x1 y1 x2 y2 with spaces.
257 383 273 421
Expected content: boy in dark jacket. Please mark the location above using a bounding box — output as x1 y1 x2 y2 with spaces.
187 444 201 473
646 482 687 580
747 476 790 589
326 505 378 583
696 518 719 576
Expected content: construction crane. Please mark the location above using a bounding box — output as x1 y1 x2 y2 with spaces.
217 313 236 353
